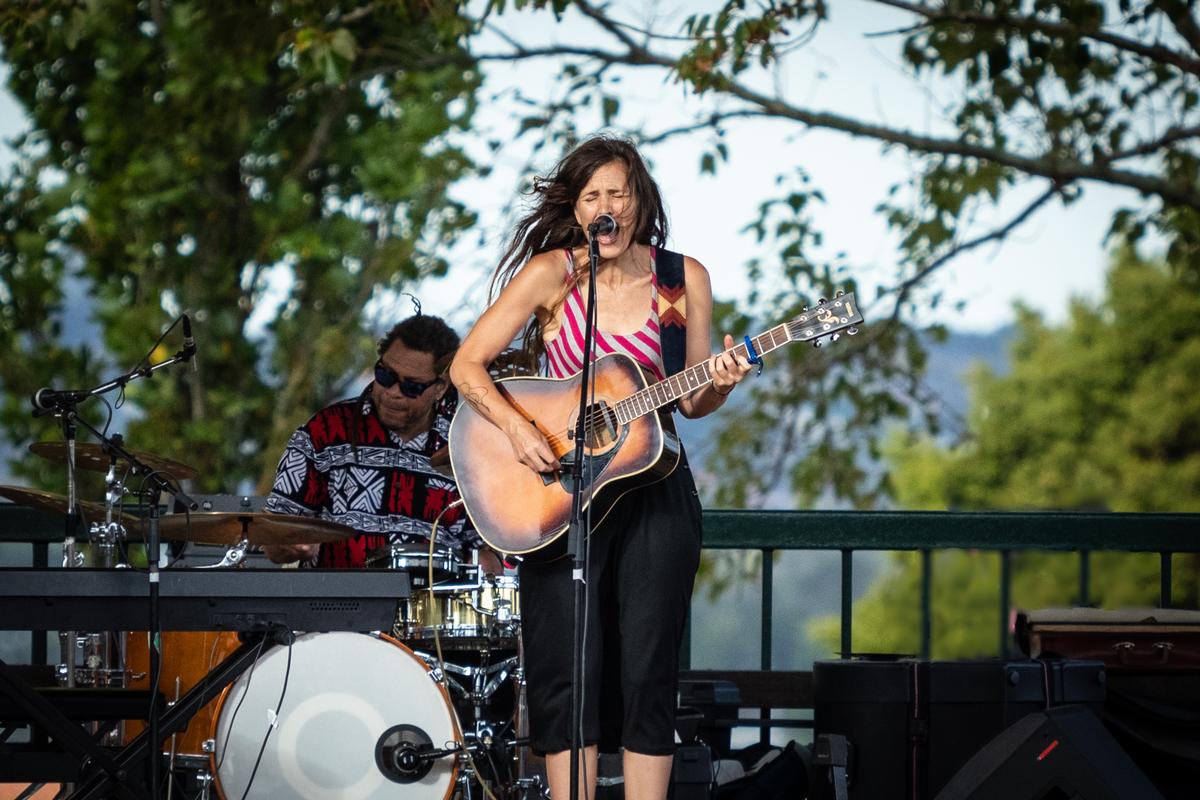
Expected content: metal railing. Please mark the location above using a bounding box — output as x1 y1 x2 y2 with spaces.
694 509 1200 668
4 505 1199 673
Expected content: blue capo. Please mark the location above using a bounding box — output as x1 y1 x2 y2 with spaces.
743 335 764 376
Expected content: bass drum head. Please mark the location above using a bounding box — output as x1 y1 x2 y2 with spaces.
211 632 460 800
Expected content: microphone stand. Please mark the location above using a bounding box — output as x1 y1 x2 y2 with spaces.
33 338 198 797
568 226 603 800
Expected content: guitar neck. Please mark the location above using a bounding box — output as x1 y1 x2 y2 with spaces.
613 323 791 424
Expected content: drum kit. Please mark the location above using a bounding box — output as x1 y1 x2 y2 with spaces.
3 439 542 800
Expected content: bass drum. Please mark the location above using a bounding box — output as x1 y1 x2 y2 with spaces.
211 632 461 800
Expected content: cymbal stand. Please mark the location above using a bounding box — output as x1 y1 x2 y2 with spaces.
35 385 197 796
83 445 132 708
59 404 83 695
194 518 252 569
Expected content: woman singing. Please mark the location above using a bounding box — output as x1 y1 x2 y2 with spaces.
450 135 751 800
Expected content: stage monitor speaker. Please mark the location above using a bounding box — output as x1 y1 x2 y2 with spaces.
934 705 1163 800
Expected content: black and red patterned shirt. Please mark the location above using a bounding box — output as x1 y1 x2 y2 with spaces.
265 386 475 567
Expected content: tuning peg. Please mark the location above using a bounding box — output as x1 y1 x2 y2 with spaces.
847 326 859 336
831 333 841 342
801 306 809 312
812 339 822 348
818 297 827 305
835 289 844 297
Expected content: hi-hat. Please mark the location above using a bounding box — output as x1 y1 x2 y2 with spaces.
29 442 199 481
0 484 108 521
154 511 356 546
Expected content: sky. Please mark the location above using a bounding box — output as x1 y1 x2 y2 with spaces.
398 0 1129 336
0 1 1146 341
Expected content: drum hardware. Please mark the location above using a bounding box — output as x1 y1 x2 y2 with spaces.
375 724 462 783
56 632 128 692
165 676 182 798
435 655 521 708
164 756 214 800
196 536 249 569
515 775 551 800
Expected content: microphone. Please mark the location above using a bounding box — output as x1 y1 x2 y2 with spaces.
31 387 91 412
181 313 198 373
588 213 617 236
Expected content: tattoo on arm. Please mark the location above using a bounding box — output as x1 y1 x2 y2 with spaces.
461 383 492 415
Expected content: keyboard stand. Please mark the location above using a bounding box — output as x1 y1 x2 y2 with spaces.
0 632 278 799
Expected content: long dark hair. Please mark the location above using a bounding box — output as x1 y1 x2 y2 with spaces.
491 135 669 366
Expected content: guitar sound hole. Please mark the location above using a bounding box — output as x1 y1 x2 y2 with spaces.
573 401 619 450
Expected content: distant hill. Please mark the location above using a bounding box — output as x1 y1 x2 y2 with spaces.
678 324 1015 507
921 326 1014 440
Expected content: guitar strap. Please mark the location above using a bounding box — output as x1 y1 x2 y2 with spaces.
654 246 687 379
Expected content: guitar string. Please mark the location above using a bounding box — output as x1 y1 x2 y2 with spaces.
532 311 844 453
538 328 784 450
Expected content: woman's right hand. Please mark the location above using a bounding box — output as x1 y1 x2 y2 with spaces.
505 419 560 474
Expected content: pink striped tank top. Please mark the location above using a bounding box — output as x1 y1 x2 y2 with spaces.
544 247 666 381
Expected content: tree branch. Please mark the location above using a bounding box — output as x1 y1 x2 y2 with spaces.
874 0 1200 77
639 110 776 144
1108 124 1200 162
887 182 1066 320
285 89 347 184
487 1 1200 211
1163 3 1200 57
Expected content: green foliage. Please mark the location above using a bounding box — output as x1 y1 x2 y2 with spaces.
811 249 1200 657
0 1 478 492
480 0 1200 513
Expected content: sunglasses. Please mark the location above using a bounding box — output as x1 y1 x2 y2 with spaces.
374 360 440 399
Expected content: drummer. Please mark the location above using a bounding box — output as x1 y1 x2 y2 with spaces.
262 314 500 572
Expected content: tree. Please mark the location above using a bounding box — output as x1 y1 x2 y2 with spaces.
479 0 1200 507
810 248 1200 658
0 1 478 493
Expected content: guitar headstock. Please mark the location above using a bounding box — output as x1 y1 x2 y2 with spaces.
784 291 863 345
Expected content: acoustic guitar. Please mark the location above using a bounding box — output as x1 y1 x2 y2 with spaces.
448 292 863 554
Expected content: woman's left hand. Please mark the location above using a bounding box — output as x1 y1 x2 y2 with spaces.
709 333 753 395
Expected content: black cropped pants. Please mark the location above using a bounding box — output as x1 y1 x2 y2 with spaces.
519 455 703 756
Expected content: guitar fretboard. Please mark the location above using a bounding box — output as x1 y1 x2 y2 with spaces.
613 324 791 424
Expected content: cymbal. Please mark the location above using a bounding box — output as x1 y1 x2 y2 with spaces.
155 511 356 546
0 484 108 521
29 442 200 481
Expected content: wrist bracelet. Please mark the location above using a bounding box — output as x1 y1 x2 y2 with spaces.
712 382 733 397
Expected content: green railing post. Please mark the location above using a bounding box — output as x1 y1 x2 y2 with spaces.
1078 550 1090 607
761 548 774 743
920 549 932 659
1161 551 1174 609
32 541 49 665
680 609 692 670
840 549 853 656
999 549 1012 657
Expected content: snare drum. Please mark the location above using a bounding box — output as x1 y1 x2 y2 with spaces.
211 632 461 800
404 573 521 650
